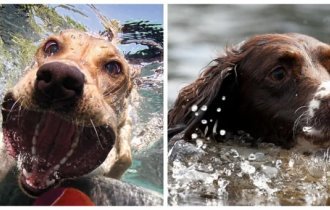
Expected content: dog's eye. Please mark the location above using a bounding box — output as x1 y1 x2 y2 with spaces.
44 40 59 56
104 61 122 75
270 66 286 81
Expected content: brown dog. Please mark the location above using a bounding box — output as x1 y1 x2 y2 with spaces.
1 30 133 196
169 33 330 150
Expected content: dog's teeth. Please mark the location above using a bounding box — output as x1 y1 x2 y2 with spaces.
32 136 36 146
66 149 74 158
72 135 79 149
71 128 80 149
23 168 32 178
60 157 68 165
46 179 55 187
34 123 40 136
53 164 60 171
31 122 40 155
31 146 36 156
72 140 79 149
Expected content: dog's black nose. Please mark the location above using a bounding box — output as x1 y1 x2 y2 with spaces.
35 62 85 110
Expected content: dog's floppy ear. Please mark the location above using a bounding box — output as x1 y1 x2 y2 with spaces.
168 46 247 140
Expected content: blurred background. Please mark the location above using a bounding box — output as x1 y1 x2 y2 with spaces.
168 4 330 106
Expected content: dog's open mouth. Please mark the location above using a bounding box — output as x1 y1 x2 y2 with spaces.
1 93 116 195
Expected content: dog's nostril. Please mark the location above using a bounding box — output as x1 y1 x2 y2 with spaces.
37 69 52 83
35 62 85 109
62 77 83 94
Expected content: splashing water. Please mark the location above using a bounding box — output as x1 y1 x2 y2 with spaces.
168 134 330 205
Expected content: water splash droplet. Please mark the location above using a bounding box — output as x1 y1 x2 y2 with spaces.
222 96 226 101
201 119 207 124
216 108 221 112
248 153 256 161
229 149 239 158
191 105 198 112
220 129 226 136
191 133 198 139
201 105 207 111
196 139 203 148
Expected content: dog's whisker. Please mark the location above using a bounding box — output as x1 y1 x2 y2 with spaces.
294 105 308 114
90 119 104 150
293 111 308 136
4 96 23 121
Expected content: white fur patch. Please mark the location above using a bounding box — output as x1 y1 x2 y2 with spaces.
308 81 330 118
308 99 320 118
302 126 323 137
315 81 330 98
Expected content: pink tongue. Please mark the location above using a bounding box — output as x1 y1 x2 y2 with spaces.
35 112 76 167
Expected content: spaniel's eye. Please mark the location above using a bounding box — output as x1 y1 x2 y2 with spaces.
105 61 122 75
44 40 59 56
270 66 286 81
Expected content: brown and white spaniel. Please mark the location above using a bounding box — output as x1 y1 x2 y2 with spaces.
169 33 330 150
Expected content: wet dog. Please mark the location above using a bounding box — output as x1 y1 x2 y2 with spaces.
1 30 134 196
169 33 330 150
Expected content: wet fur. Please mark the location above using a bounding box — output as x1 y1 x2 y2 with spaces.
0 30 135 182
169 33 330 149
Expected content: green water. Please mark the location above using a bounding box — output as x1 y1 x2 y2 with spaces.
0 4 163 194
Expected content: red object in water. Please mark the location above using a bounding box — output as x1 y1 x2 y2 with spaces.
34 187 95 206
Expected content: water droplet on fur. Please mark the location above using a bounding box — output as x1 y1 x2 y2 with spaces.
201 105 207 111
191 133 198 139
220 129 226 136
216 108 221 112
229 149 239 158
303 126 312 132
201 119 207 124
191 105 198 112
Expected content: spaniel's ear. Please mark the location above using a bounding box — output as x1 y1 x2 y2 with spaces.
168 47 245 140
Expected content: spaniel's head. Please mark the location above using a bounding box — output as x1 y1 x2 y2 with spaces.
169 33 330 150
